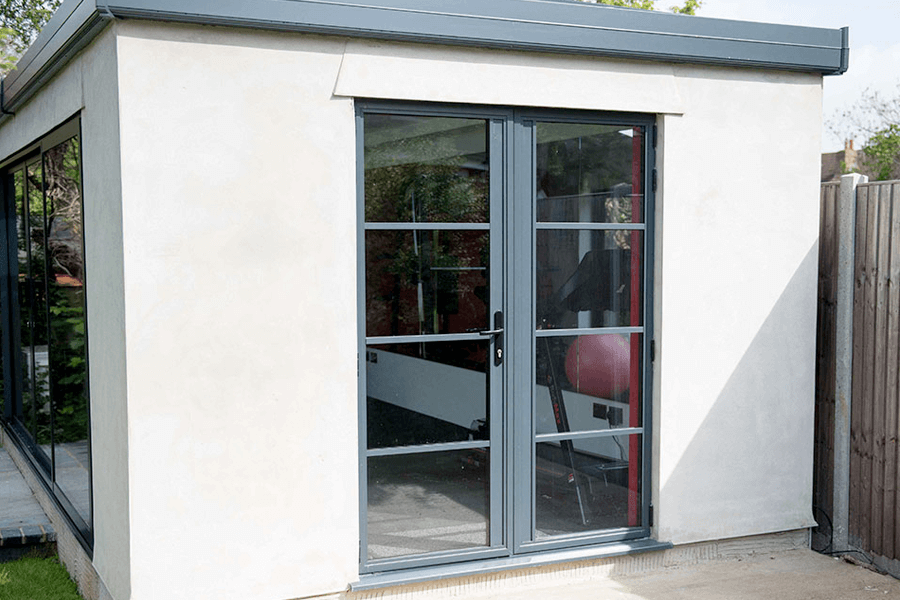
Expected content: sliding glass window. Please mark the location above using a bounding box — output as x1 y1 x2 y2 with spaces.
0 117 91 546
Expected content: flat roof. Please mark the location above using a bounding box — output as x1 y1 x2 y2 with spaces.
1 0 848 118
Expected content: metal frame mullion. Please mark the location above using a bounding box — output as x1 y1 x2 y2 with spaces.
535 223 645 231
535 427 643 443
367 439 490 457
355 105 369 570
366 333 485 345
516 525 650 554
510 115 534 552
488 115 505 550
366 546 512 573
364 222 490 231
641 122 657 530
535 326 642 338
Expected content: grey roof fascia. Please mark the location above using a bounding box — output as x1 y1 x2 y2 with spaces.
1 0 111 116
0 0 848 128
94 0 847 74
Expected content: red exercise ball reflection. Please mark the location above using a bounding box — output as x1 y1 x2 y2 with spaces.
564 334 630 398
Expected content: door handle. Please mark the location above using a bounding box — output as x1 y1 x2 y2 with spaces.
468 312 503 365
477 328 504 336
489 311 503 366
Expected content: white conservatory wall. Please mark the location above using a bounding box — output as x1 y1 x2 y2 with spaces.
0 25 130 600
114 21 360 600
111 20 821 600
654 67 821 544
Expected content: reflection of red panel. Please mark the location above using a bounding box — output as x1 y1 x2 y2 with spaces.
628 127 642 527
54 274 82 287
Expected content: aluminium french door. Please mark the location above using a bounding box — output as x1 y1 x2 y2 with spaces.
358 104 653 571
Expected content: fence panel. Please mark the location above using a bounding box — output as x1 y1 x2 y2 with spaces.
815 179 900 568
843 181 900 562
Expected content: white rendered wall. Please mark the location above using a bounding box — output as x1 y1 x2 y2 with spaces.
114 22 359 600
0 26 130 600
111 22 820 599
654 67 821 543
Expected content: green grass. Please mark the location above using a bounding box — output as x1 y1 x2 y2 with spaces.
0 555 83 600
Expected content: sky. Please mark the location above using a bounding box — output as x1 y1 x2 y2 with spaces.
697 0 900 152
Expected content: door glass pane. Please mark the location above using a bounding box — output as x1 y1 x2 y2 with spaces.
368 449 489 560
536 230 643 330
535 434 641 538
535 334 642 435
45 136 90 527
536 123 643 224
366 230 489 337
367 341 489 449
364 115 488 223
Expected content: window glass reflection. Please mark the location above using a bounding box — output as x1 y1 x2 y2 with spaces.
367 341 488 449
536 230 642 329
535 334 642 435
368 450 489 560
364 114 488 223
535 434 641 538
536 123 644 224
366 230 488 337
19 160 52 460
45 137 91 528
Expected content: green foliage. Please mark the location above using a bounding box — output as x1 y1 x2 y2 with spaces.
593 0 655 9
830 83 900 182
0 556 83 600
48 292 88 443
670 0 701 15
0 0 62 75
862 123 900 181
585 0 701 14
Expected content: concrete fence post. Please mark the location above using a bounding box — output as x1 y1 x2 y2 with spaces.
833 172 866 550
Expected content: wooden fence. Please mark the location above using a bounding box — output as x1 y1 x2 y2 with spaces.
815 178 900 570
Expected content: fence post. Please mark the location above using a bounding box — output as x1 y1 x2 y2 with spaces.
833 172 866 550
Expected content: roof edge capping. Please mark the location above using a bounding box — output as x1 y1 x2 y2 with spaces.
0 0 849 128
833 26 850 76
0 0 113 126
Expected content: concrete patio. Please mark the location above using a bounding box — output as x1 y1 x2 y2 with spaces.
532 550 900 600
3 438 899 598
350 542 900 600
0 440 55 561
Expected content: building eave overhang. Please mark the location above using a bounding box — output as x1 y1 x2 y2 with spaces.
0 0 849 121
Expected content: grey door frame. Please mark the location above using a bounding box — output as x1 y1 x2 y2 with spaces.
356 100 656 573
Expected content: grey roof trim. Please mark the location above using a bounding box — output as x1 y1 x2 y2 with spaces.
96 0 849 73
2 0 111 115
1 0 848 125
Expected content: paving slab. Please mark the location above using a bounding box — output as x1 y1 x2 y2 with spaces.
468 550 900 600
0 440 55 554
